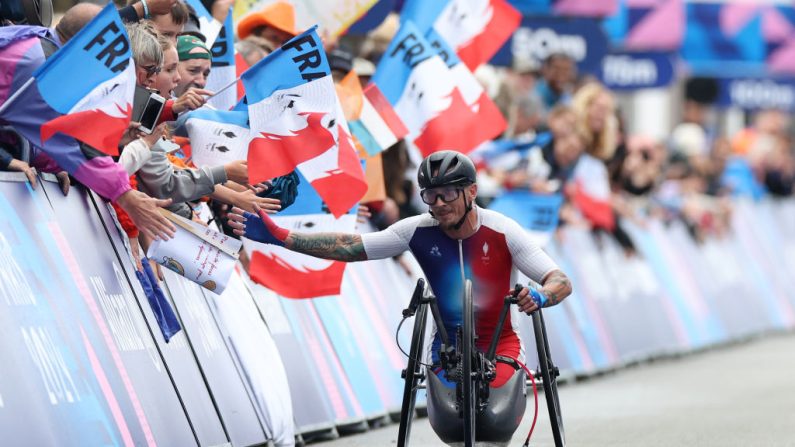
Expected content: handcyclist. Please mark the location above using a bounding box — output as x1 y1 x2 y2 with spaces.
227 150 572 389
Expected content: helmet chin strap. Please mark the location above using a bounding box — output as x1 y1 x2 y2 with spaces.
452 195 473 230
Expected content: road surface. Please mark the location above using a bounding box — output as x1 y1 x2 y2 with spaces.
312 332 795 446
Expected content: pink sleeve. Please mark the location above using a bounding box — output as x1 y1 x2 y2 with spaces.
72 155 132 202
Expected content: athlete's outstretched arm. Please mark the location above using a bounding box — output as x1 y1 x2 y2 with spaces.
286 232 367 261
227 206 368 262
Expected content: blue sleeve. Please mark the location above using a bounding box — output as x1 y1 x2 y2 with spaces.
119 5 140 23
0 147 14 170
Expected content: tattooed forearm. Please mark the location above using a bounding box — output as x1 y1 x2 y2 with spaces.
541 270 572 307
286 232 368 262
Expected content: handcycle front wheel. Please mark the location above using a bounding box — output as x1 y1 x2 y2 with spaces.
462 279 476 446
533 309 565 447
397 302 429 447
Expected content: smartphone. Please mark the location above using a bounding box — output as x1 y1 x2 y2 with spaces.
136 92 166 135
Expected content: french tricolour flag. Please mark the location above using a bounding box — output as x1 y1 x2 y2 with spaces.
401 0 521 71
245 170 357 298
373 21 480 157
417 28 506 152
242 26 366 218
32 3 135 156
572 154 615 231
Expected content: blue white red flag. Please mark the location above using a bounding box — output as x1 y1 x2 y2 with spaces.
572 154 615 230
401 0 520 71
373 21 479 157
421 28 506 153
245 171 357 298
241 26 366 218
0 14 132 201
34 3 135 156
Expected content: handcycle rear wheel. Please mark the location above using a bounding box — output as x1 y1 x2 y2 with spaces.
397 302 429 447
533 309 565 447
462 279 476 446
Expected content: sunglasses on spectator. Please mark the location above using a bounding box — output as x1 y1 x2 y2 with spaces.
142 64 161 76
421 186 462 205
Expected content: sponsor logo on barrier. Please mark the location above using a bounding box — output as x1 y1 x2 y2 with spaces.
21 326 80 405
0 233 37 306
90 263 163 370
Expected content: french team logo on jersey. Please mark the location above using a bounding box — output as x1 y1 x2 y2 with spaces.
34 3 135 156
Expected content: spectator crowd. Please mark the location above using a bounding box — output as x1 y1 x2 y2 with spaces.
2 0 794 284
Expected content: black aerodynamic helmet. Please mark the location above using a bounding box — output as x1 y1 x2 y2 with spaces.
417 150 477 190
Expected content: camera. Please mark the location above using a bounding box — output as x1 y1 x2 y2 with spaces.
0 0 53 27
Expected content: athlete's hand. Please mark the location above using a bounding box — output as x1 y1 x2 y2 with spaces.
516 287 547 314
227 205 288 246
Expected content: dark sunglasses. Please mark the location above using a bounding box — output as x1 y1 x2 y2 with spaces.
141 64 161 76
421 186 462 205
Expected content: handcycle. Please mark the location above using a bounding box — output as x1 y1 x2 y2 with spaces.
396 278 565 447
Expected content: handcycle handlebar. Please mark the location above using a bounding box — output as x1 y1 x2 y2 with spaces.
402 279 452 356
486 283 523 361
402 278 426 318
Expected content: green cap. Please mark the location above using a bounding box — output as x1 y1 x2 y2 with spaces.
177 35 211 61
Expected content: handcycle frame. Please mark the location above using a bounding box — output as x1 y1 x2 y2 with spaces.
397 278 565 447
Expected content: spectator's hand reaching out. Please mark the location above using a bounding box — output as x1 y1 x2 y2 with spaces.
115 190 176 241
135 0 177 17
233 189 281 214
224 159 249 185
119 121 145 148
7 159 37 188
172 88 212 115
211 0 235 22
141 123 168 148
356 204 371 223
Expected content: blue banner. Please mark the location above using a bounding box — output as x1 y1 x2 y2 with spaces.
599 51 675 91
717 77 795 111
490 16 608 74
488 191 563 233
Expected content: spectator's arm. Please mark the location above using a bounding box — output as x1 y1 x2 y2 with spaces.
136 148 227 203
119 0 176 22
30 150 62 173
158 99 175 123
119 139 153 175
